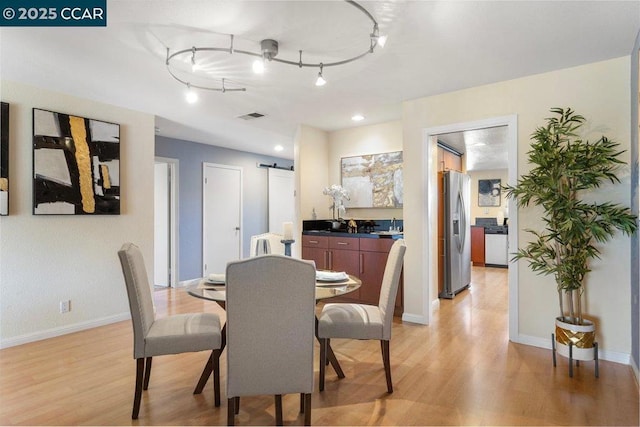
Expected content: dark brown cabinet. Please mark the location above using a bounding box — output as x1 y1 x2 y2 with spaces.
359 238 403 314
301 235 329 268
471 226 485 266
302 235 361 301
328 237 361 300
302 234 403 314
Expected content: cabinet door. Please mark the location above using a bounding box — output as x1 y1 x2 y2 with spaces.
330 248 361 300
485 234 508 266
301 246 328 270
471 226 485 266
359 250 388 305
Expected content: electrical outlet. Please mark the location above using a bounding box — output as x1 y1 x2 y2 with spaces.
59 300 71 313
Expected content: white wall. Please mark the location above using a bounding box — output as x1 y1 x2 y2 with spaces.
0 80 155 347
403 57 633 361
327 120 403 220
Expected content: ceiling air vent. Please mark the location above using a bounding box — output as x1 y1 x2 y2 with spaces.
237 112 265 120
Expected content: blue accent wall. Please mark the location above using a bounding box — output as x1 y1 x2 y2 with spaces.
155 136 293 281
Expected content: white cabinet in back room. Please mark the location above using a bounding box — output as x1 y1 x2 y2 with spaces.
484 233 508 267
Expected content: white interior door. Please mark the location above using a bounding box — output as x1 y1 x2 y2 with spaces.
154 158 178 287
154 162 169 287
268 168 295 233
203 163 242 276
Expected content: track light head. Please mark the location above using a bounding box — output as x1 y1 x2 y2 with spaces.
315 64 326 86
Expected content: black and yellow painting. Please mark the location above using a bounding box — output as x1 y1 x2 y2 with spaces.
33 108 120 215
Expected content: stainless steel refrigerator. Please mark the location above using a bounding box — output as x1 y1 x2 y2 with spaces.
440 170 471 298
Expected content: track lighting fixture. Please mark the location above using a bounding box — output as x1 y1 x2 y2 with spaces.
190 47 197 72
165 0 385 100
315 64 326 87
371 23 387 48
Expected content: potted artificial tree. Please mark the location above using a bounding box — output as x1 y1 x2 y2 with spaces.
504 107 638 376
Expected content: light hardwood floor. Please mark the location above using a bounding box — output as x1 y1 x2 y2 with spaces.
1 266 638 425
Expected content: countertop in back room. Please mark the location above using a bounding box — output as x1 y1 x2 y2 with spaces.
302 219 404 239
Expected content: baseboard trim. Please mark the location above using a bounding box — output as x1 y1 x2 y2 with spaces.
402 312 428 325
631 357 639 385
0 312 131 349
514 333 631 365
178 278 200 287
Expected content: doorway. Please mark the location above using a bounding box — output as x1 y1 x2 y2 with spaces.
154 157 178 287
424 115 519 341
202 163 243 276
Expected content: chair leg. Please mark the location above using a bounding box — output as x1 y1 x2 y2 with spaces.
132 358 145 419
381 340 393 393
194 351 214 394
319 338 327 391
213 350 221 407
303 393 312 426
143 356 152 390
227 397 235 426
299 393 304 413
235 397 240 414
275 394 283 426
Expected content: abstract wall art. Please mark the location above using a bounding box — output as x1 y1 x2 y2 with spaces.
33 108 120 215
0 102 8 215
341 151 403 208
478 178 501 207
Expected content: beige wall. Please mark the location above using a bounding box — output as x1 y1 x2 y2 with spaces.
0 80 155 346
468 168 509 224
296 124 329 223
327 120 403 220
297 120 404 222
403 57 632 360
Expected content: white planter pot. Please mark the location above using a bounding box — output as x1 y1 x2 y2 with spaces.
554 316 596 361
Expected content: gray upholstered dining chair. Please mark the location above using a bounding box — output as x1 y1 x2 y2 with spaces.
318 238 406 393
225 255 316 426
118 242 222 419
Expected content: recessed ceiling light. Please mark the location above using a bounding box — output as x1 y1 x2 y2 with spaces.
351 114 364 122
274 145 284 152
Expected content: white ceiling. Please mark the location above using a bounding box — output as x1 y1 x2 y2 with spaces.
437 126 509 171
1 1 638 161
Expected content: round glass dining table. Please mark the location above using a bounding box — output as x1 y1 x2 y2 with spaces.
186 274 361 303
185 274 361 389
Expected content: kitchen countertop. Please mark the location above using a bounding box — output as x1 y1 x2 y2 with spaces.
302 230 404 239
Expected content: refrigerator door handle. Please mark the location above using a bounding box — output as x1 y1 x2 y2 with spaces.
455 191 466 253
459 191 467 252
